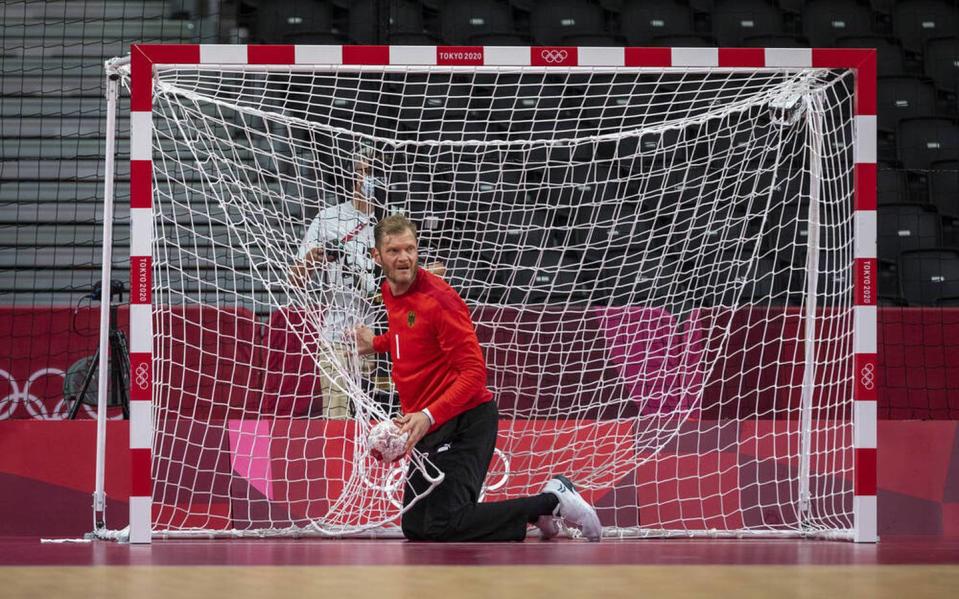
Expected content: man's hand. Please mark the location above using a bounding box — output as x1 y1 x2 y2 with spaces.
352 325 375 355
289 247 334 287
394 412 431 457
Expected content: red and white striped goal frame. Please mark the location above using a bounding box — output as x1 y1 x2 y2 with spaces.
126 44 877 544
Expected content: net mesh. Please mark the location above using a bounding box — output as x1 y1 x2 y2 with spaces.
132 63 856 538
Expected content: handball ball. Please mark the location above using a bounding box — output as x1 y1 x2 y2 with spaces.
368 420 409 463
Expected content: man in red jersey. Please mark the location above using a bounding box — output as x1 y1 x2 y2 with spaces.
353 214 601 542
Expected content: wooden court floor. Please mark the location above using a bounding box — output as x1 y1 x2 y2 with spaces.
2 537 958 599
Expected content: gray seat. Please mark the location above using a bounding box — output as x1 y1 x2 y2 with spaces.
877 77 939 134
924 36 959 95
802 0 875 47
529 0 607 45
893 0 959 54
253 0 334 43
928 160 959 217
711 0 784 46
440 0 514 44
897 118 959 171
878 203 942 263
349 0 425 44
877 168 909 205
620 0 693 46
899 248 959 305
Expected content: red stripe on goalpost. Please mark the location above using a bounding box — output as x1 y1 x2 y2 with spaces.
854 163 877 210
855 448 877 496
131 448 153 497
129 160 152 209
624 47 671 67
131 44 201 111
248 44 295 64
343 45 390 65
811 48 877 116
718 48 765 67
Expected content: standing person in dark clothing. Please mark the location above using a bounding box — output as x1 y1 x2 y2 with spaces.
353 214 601 542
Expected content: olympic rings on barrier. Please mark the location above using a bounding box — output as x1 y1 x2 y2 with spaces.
540 49 569 63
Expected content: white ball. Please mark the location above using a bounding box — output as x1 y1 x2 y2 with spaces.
368 420 409 463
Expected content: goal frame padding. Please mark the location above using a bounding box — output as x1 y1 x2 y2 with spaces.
124 43 877 544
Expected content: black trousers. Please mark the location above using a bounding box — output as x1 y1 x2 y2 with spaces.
401 400 550 542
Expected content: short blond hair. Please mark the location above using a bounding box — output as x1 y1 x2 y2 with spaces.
374 213 417 248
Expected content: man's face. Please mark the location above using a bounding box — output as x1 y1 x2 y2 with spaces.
374 229 418 287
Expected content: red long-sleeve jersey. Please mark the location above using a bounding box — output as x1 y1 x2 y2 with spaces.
371 269 493 431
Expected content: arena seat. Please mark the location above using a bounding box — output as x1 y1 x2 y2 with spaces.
878 168 910 206
928 160 959 217
348 0 426 44
570 200 643 253
924 36 959 96
439 0 514 44
711 0 784 47
899 249 959 306
620 0 693 46
878 203 943 264
252 0 334 43
893 0 959 54
802 0 875 47
529 0 607 45
877 77 939 135
897 118 959 171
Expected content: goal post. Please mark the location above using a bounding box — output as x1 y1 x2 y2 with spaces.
102 44 876 543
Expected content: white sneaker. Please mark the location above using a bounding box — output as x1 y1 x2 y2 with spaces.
535 515 560 540
542 475 602 542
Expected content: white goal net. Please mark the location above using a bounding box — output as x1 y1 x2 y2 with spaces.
112 58 858 539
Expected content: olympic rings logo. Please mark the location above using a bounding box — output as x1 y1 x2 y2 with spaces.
0 367 122 420
135 362 150 390
540 49 569 63
860 362 875 391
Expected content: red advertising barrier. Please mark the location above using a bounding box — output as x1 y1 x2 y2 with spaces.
2 306 958 420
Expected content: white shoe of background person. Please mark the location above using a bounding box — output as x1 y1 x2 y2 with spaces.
542 475 602 542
